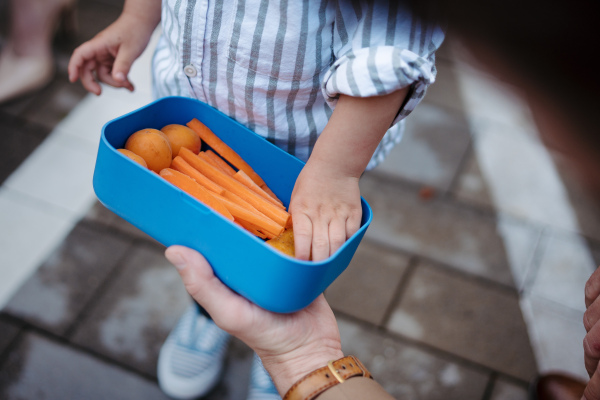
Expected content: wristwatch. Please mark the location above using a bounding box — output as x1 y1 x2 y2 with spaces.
283 355 372 400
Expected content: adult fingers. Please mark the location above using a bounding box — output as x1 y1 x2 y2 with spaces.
328 218 346 257
165 246 252 331
345 209 362 240
293 213 313 261
583 371 598 400
311 219 330 262
585 296 600 333
583 321 600 377
586 267 600 308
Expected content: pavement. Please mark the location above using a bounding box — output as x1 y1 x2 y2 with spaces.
1 0 598 399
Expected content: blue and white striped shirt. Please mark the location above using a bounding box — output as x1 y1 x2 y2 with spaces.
152 0 444 168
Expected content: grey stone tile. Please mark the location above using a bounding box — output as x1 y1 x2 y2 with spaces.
386 262 537 381
490 377 529 400
0 332 168 400
424 56 467 115
84 201 158 242
71 243 191 377
4 223 132 336
22 79 88 130
325 241 410 326
374 101 471 193
0 319 20 357
0 115 50 184
337 317 490 399
360 173 539 287
530 229 597 313
452 149 495 208
521 295 587 379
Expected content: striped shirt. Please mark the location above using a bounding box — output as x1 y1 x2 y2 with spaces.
152 0 444 169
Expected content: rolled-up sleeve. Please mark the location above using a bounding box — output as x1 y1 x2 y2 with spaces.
322 0 445 125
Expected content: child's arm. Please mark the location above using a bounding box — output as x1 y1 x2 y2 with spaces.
290 88 409 261
68 0 161 95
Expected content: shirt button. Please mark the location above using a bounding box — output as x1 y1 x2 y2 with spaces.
184 64 197 77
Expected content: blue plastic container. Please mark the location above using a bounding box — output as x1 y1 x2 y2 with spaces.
93 96 372 313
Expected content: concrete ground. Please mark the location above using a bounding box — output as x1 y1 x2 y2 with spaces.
1 0 598 399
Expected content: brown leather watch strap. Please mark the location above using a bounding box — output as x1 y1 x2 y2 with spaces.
283 356 372 400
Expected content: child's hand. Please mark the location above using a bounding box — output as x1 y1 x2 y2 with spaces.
68 14 155 95
289 159 362 262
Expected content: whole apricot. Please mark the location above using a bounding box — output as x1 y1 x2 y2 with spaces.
117 148 148 168
125 128 172 172
161 124 201 158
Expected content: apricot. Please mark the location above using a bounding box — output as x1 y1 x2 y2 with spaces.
117 148 148 168
125 128 172 172
266 228 295 257
161 124 201 158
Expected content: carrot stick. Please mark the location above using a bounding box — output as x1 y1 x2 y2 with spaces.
234 170 285 208
236 219 270 239
187 118 275 191
197 152 232 176
222 190 261 214
159 168 233 220
171 156 225 195
206 191 284 238
205 150 237 176
179 147 291 228
261 185 281 202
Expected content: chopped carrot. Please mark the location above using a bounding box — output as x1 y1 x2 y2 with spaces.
179 147 291 228
234 170 284 208
197 152 231 176
171 156 225 195
205 150 237 176
261 185 281 202
187 118 276 194
222 190 261 214
236 219 269 239
159 168 233 220
206 191 284 238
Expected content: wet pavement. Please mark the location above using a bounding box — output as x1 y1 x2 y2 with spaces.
1 0 598 399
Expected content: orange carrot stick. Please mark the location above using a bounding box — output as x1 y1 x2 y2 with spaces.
197 152 231 176
159 168 233 220
205 150 237 176
206 191 284 238
187 118 274 190
171 156 225 195
261 185 281 202
236 219 270 239
234 170 284 208
222 190 261 214
179 147 290 228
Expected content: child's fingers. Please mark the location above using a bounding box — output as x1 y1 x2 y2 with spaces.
292 213 313 261
97 65 134 91
328 218 347 256
311 220 330 262
112 44 139 84
80 61 102 95
346 210 362 240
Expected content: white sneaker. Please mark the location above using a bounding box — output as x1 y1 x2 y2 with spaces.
158 305 230 399
246 353 282 400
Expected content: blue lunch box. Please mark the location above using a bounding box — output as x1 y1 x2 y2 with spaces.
93 96 372 313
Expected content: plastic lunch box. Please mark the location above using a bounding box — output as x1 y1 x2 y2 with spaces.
93 96 372 313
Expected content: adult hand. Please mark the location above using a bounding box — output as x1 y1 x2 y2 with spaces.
583 266 600 399
165 245 345 396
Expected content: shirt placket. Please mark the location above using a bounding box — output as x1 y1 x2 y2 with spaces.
182 0 210 102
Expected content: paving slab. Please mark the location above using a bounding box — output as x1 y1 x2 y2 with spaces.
0 332 168 400
337 317 490 399
4 223 132 336
530 229 598 313
490 377 529 400
84 201 158 242
374 101 471 193
386 262 537 381
325 240 411 326
520 295 587 380
0 319 20 358
360 173 538 287
0 114 50 185
71 242 191 377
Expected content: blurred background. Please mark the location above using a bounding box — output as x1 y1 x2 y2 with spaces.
1 0 598 398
